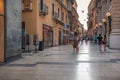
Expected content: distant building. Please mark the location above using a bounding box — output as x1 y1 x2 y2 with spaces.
22 0 79 49
88 0 120 49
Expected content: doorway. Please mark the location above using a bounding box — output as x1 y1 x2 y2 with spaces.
59 30 62 45
43 24 53 47
22 22 26 50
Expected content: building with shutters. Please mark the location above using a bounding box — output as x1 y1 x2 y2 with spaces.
22 0 79 49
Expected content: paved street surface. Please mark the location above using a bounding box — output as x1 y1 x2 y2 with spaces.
0 41 120 80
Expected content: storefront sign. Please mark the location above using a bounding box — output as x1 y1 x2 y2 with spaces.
64 24 67 28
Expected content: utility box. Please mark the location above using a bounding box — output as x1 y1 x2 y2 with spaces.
39 41 44 51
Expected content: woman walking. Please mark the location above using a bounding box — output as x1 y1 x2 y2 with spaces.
73 34 79 53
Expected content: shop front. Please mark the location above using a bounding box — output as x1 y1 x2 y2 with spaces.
0 0 4 62
43 24 53 47
59 29 63 45
63 30 69 45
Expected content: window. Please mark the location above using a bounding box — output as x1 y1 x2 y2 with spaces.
62 12 64 21
58 8 60 18
66 15 67 23
22 0 32 11
40 0 43 10
52 3 54 16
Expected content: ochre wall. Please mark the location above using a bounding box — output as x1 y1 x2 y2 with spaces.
0 16 4 62
0 0 4 62
22 0 37 35
0 0 4 14
93 9 97 28
23 0 69 45
37 0 69 45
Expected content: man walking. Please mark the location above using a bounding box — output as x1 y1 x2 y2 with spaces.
97 34 103 51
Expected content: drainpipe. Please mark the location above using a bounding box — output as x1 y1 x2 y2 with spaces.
4 0 7 62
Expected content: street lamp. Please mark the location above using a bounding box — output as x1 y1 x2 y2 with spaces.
98 23 102 29
106 11 112 47
95 24 98 31
94 24 99 35
106 12 111 17
102 18 107 35
98 22 102 26
96 24 98 28
106 11 112 34
98 22 102 34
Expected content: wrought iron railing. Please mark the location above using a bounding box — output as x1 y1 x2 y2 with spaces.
39 4 48 15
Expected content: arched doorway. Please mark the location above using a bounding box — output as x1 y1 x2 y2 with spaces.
0 0 4 62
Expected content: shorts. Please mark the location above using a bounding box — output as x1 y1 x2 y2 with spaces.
98 41 102 45
73 44 77 48
103 42 107 44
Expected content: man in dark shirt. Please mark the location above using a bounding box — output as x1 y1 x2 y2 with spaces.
97 34 102 51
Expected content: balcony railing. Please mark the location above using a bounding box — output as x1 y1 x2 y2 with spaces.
66 20 71 26
39 4 48 16
56 0 69 11
67 6 72 12
52 11 64 25
52 11 58 20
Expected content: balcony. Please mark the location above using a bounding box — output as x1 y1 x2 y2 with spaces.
39 4 48 16
52 11 64 25
66 21 71 27
52 11 58 20
56 0 62 4
56 0 68 11
67 6 72 12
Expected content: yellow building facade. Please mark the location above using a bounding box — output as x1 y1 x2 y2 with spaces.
22 0 72 48
0 0 4 62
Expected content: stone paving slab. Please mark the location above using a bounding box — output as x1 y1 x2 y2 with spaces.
1 41 120 80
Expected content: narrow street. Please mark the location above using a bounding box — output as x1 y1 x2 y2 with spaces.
1 0 120 80
0 41 120 80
